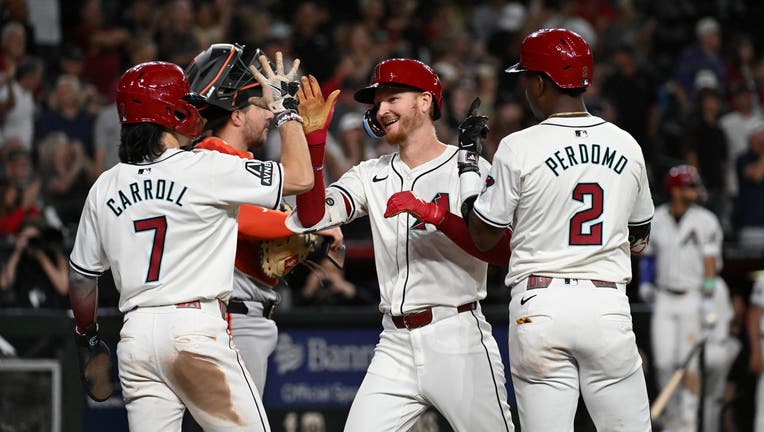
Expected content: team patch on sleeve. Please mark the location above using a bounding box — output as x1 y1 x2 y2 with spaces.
245 161 274 186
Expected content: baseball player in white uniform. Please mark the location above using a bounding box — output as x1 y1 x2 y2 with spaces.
750 274 764 432
461 29 654 431
287 58 515 431
639 165 730 431
183 44 343 397
67 61 313 431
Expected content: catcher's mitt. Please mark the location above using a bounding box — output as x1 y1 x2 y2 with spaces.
259 233 320 279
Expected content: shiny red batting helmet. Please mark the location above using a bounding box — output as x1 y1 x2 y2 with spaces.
506 28 593 89
664 164 702 191
354 58 443 119
116 61 203 138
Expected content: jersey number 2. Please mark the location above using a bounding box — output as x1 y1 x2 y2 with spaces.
134 216 167 282
569 183 603 245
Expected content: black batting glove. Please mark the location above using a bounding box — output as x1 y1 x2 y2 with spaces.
457 97 489 175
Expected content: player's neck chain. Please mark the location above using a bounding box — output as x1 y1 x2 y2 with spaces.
548 111 591 118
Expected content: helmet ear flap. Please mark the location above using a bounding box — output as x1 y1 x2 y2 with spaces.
362 107 385 139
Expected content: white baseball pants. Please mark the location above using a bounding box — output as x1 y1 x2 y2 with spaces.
117 300 270 432
343 303 514 432
509 278 651 432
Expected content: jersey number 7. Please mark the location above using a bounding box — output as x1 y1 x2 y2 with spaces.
134 216 168 282
569 183 603 245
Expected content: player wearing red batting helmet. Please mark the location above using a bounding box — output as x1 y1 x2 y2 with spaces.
68 59 313 431
463 28 655 431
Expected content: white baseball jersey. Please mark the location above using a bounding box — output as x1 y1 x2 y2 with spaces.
331 145 491 314
644 204 722 292
69 148 284 312
473 115 654 290
753 276 764 309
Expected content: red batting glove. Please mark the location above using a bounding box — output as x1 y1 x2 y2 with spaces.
384 191 447 226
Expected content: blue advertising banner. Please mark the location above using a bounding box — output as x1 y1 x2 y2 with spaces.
262 323 515 409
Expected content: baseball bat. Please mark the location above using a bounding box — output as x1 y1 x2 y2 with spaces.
650 336 707 421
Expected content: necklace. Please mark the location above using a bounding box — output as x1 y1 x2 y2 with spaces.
548 111 590 118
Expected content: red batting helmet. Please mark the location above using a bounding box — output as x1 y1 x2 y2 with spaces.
664 165 702 191
505 28 593 89
354 58 443 119
116 61 203 138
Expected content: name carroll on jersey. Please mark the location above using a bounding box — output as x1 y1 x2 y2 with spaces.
106 179 188 216
544 143 628 177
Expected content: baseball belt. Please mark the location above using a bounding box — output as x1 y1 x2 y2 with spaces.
227 299 278 320
527 274 617 289
391 302 477 330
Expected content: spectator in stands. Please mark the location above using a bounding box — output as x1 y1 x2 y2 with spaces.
325 112 368 183
0 22 27 76
735 121 764 248
36 75 96 160
685 85 729 218
721 84 763 207
0 173 38 236
725 34 758 101
38 132 91 229
674 17 726 102
72 0 130 98
0 220 68 308
291 1 334 81
156 0 202 67
602 44 659 161
0 57 42 152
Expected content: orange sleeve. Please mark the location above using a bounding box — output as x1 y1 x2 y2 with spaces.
238 205 293 240
234 238 278 287
196 137 293 240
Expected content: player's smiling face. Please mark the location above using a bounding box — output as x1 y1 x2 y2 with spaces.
373 87 429 145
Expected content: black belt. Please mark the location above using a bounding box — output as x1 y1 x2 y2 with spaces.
227 300 278 319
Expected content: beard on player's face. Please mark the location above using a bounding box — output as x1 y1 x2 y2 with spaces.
381 103 426 145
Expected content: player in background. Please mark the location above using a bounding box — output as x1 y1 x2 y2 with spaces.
461 29 653 431
184 43 343 396
639 165 737 431
67 61 312 431
749 273 764 432
286 58 515 431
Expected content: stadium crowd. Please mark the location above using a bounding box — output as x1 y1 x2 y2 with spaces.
1 0 764 429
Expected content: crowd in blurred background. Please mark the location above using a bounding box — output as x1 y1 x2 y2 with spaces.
0 0 760 308
1 0 764 421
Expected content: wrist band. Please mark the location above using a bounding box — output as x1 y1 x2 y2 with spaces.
274 110 303 128
702 277 716 294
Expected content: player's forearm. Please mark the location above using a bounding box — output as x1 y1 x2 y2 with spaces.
279 121 313 195
703 256 716 278
69 270 99 332
748 306 764 354
438 211 511 265
467 211 506 251
295 130 328 227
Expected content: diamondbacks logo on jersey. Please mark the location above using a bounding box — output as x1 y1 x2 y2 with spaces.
681 230 700 246
411 193 449 230
245 161 273 186
481 175 495 194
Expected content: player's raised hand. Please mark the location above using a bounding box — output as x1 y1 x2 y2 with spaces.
298 75 341 137
457 97 488 178
248 51 301 114
384 191 447 226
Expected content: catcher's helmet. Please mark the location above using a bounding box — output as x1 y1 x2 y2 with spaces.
116 61 203 138
505 28 593 89
664 164 702 191
185 43 263 115
354 58 443 119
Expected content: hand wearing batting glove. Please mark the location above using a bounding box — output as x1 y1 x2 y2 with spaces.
296 75 341 227
457 97 489 219
248 51 302 125
384 191 447 226
75 323 115 402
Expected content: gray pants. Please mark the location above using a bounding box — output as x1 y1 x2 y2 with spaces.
230 301 278 396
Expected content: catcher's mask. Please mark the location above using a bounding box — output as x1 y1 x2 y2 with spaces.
185 43 269 130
